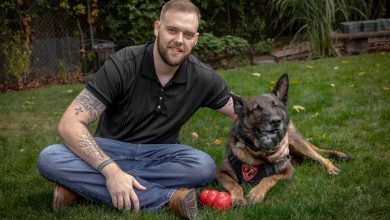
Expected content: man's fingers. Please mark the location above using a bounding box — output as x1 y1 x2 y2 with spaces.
111 194 118 208
130 190 140 212
117 195 124 209
124 193 132 210
133 178 147 191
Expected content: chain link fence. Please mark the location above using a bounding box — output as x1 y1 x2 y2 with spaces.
29 13 81 79
0 7 115 85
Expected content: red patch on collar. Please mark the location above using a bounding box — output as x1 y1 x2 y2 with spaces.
242 164 259 182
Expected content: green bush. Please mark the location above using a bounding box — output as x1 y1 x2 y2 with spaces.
2 36 31 83
252 39 275 55
192 33 251 69
193 33 249 55
270 0 368 57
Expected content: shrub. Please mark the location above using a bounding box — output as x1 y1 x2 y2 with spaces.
192 33 251 69
270 0 368 57
252 39 275 55
2 35 31 83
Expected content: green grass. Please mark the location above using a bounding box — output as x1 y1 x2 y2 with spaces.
1 52 389 219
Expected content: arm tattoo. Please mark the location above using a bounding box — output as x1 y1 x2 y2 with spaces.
73 89 106 124
78 129 105 161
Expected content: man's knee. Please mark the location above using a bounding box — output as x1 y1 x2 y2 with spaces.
37 144 66 178
191 151 215 186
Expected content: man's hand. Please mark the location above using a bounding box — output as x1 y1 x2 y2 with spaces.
102 163 147 211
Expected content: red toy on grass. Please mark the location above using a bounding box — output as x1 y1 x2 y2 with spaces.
199 189 231 210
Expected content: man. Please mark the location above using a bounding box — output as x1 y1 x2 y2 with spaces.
38 0 285 218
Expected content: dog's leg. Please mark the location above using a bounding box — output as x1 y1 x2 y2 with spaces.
246 165 293 203
308 144 351 161
215 172 247 207
288 122 346 175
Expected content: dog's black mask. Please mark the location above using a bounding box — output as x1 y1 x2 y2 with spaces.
231 74 290 152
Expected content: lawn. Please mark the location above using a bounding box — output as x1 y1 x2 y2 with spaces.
0 52 389 219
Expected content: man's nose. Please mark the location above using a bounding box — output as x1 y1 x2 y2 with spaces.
174 32 183 43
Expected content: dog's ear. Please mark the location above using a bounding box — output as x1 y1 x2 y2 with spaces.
230 92 245 117
272 73 289 103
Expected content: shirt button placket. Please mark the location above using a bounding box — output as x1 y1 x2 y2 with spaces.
156 88 165 113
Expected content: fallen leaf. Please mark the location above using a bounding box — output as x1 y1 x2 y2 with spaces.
67 89 73 93
382 86 389 91
334 66 339 70
330 83 336 87
358 72 365 76
306 65 314 69
311 112 319 117
291 80 299 84
213 139 222 145
293 105 305 113
341 60 349 64
22 100 34 108
191 132 199 140
252 72 261 77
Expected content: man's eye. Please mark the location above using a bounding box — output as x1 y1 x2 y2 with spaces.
168 28 177 34
184 32 194 39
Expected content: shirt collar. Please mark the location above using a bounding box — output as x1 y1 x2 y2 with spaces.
141 43 188 84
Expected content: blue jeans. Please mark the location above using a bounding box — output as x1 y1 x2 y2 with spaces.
37 137 215 211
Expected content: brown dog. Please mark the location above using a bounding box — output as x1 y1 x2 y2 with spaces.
215 74 351 206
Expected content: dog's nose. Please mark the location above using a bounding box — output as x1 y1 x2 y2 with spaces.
270 117 281 127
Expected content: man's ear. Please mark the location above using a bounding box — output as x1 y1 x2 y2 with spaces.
272 73 289 103
230 92 245 117
194 33 199 45
154 20 160 38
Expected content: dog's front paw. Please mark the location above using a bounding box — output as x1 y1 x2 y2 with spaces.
246 190 265 204
325 160 341 176
231 195 247 207
327 165 340 176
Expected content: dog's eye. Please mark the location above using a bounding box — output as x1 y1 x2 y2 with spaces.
253 105 262 112
272 101 280 108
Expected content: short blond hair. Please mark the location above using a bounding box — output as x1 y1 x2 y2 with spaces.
160 0 201 23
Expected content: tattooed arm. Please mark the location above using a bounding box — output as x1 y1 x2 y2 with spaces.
215 97 237 120
57 89 145 211
58 89 107 167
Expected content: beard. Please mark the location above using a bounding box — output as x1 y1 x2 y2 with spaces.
156 35 190 67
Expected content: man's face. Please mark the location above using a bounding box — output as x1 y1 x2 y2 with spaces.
154 10 199 66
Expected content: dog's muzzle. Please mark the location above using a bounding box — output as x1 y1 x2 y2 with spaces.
257 128 286 151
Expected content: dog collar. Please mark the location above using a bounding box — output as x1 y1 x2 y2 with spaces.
228 153 291 184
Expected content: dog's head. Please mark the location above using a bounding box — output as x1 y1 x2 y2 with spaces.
231 74 289 153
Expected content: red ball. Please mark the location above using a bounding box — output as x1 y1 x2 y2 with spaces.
199 189 210 204
213 192 231 209
199 190 231 210
205 190 219 206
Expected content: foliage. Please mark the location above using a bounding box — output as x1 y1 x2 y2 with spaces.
252 39 276 55
192 33 251 69
97 0 164 49
270 0 369 57
3 36 31 83
193 33 249 55
193 0 270 43
59 0 100 25
0 1 32 83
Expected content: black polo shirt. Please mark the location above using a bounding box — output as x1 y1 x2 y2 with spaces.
86 43 230 144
